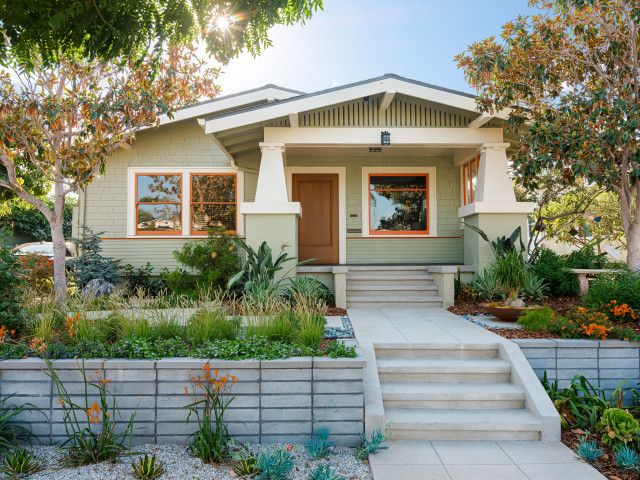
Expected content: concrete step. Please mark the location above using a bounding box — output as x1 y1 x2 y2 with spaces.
381 382 525 409
347 285 439 296
377 357 511 383
347 298 443 309
347 274 433 282
374 343 499 359
385 408 542 440
347 265 429 272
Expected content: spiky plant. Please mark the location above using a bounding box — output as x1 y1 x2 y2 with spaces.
232 444 259 477
305 427 336 459
614 445 640 471
256 448 294 480
308 464 346 480
355 430 388 460
2 449 41 477
574 436 603 464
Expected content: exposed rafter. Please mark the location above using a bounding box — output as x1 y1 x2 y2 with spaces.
468 113 493 129
378 90 396 114
289 112 299 128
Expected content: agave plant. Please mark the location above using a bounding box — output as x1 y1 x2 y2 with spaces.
463 224 525 259
132 454 165 480
2 449 41 477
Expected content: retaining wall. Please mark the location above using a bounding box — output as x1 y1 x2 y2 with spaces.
0 356 365 446
515 339 640 396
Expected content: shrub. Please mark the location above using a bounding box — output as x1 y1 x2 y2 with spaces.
614 445 640 470
166 227 239 297
121 262 167 297
308 464 346 480
185 309 239 344
543 374 611 429
68 226 120 289
469 269 506 301
355 429 388 460
0 230 26 332
492 250 527 298
520 271 547 302
48 362 134 466
185 365 236 463
597 408 640 449
518 307 556 332
574 436 603 463
17 253 53 293
1 449 41 477
305 427 335 459
132 454 165 480
583 271 640 312
285 276 334 306
256 447 294 480
530 248 577 297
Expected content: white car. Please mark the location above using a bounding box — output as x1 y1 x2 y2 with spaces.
12 241 76 261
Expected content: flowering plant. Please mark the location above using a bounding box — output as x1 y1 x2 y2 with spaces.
573 307 613 340
184 364 237 463
604 300 638 322
46 360 134 465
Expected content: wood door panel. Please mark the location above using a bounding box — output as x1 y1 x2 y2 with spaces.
292 174 339 264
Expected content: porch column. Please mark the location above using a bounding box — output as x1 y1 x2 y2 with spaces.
459 142 535 273
240 143 301 281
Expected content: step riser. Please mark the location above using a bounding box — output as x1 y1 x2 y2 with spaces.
347 270 430 277
383 399 525 410
379 372 511 383
375 349 498 359
389 429 541 441
347 278 434 285
348 302 443 309
347 289 438 298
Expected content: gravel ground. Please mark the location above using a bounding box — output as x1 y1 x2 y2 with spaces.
10 443 372 480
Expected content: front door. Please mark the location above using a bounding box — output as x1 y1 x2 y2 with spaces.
292 173 339 264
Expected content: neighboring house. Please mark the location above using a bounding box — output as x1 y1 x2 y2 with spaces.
72 74 534 307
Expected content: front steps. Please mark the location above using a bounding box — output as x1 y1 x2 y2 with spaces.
375 343 544 441
346 266 443 308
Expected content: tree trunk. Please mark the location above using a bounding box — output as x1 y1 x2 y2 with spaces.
627 222 640 272
51 180 68 304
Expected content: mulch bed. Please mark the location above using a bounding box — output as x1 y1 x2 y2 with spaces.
326 307 347 316
487 328 562 340
561 428 638 480
448 296 582 317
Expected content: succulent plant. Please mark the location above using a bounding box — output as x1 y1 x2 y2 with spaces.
256 448 294 480
308 464 346 480
131 453 165 480
305 427 336 459
2 449 41 477
597 408 640 448
232 444 259 477
614 445 640 470
574 436 603 464
355 429 388 460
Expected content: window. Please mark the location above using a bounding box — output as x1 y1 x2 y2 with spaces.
462 155 480 205
368 174 429 234
135 174 182 235
190 173 238 234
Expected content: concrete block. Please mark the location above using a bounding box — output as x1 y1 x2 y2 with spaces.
103 360 155 369
226 422 260 436
598 348 640 358
105 370 156 382
527 358 556 370
156 368 259 382
599 369 639 380
261 422 312 435
0 358 48 369
313 407 364 422
314 394 364 408
599 358 639 369
557 348 598 359
50 359 104 369
557 370 598 381
314 381 363 394
2 382 51 396
261 395 311 408
261 381 310 394
519 348 557 359
157 422 199 436
261 435 310 444
1 370 50 382
262 408 312 422
262 357 312 369
108 382 157 396
157 381 259 395
313 368 363 381
261 369 311 381
313 357 366 368
557 358 598 369
313 421 363 435
513 339 557 348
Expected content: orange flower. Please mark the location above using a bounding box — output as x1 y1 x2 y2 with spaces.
99 378 111 385
86 401 101 424
29 337 47 353
0 325 7 343
66 313 81 338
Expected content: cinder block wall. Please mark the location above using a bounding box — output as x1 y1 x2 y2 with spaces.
515 339 640 397
0 357 365 446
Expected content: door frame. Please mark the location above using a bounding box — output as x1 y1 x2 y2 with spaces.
286 167 346 264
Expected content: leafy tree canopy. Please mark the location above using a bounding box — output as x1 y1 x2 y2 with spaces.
0 0 323 66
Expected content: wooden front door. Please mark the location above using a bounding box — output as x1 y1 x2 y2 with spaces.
292 173 339 264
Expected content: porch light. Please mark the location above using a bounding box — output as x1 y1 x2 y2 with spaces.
381 131 391 146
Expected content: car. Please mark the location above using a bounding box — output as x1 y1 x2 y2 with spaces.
12 241 76 262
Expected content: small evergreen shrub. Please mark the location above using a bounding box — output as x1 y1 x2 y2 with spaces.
256 448 294 480
575 436 603 463
68 226 120 288
614 445 640 470
305 427 335 459
518 307 556 332
121 262 167 297
0 229 26 332
530 248 577 297
17 253 53 293
584 272 640 312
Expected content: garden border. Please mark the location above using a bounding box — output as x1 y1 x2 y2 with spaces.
0 355 366 447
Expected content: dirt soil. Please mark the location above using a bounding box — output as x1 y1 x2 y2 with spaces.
326 307 347 316
561 428 639 480
448 296 582 317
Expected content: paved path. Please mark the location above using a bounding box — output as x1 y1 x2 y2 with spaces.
369 440 606 480
348 307 606 480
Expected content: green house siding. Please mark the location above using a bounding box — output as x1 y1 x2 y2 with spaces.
288 154 463 264
101 239 198 270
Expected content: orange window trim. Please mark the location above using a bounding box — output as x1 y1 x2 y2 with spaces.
462 155 480 206
368 173 430 235
135 172 183 236
189 173 238 236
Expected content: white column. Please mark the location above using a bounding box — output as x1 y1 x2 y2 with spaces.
475 142 516 203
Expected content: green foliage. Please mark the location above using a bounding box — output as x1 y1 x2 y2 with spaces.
132 454 165 480
152 317 184 340
48 361 134 466
297 314 325 349
583 272 640 311
305 427 335 459
232 444 259 477
285 276 334 306
543 373 612 429
492 250 528 298
518 307 556 332
324 341 357 359
469 269 506 301
185 365 235 464
0 229 26 332
185 309 240 344
121 263 167 297
464 224 524 259
597 408 640 449
68 227 120 288
614 445 640 470
355 429 388 460
167 228 240 297
256 448 294 480
520 271 548 302
0 0 324 65
1 449 41 477
18 253 54 294
0 199 73 242
117 315 154 340
245 311 298 343
575 436 603 464
530 248 578 297
308 464 346 480
0 395 39 453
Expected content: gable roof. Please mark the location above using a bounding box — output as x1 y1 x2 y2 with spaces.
157 84 304 126
203 73 501 134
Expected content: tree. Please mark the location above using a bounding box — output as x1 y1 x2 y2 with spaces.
0 47 217 302
0 0 323 66
456 0 640 270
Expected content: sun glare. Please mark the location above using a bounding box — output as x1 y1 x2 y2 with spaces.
214 15 231 31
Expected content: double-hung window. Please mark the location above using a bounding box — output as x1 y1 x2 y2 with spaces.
368 173 429 235
462 155 480 206
135 173 183 235
190 173 238 234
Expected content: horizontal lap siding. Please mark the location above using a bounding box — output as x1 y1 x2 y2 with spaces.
288 154 463 264
101 239 197 272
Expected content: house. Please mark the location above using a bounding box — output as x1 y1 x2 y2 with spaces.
72 74 534 308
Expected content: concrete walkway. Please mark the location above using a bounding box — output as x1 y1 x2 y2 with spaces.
348 307 606 480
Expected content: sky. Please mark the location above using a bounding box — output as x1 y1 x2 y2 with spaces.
217 0 540 96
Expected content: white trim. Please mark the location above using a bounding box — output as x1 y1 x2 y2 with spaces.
286 166 347 265
361 166 438 238
240 202 301 215
458 201 536 218
379 90 396 113
127 166 244 238
468 113 493 128
263 127 503 146
205 76 509 133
